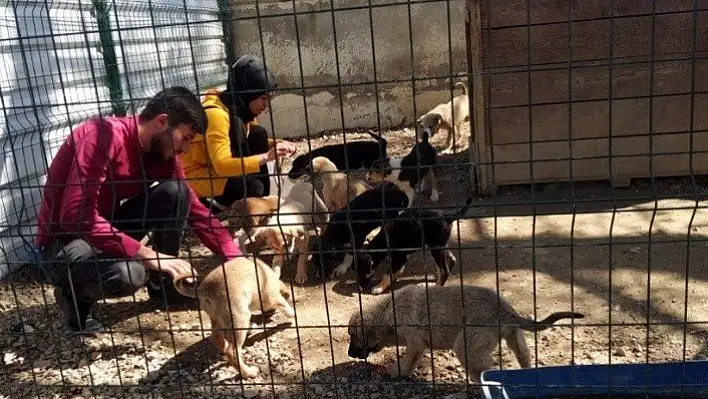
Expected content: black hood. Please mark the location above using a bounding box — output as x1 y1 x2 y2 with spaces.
221 54 278 123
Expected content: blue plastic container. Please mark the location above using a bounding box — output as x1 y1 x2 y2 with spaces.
481 360 708 399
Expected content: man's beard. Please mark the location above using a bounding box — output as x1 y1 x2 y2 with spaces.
144 132 172 163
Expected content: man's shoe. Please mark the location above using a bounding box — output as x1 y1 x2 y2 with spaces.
53 287 106 334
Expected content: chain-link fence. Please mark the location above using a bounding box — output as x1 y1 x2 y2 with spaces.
2 0 708 398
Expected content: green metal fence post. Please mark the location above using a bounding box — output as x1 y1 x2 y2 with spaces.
217 0 236 71
92 0 126 115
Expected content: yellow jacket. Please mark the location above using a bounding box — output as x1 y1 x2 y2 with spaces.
181 91 274 198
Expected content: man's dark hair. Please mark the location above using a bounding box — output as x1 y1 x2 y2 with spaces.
140 86 208 134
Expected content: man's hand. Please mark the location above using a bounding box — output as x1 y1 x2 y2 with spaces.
138 247 196 280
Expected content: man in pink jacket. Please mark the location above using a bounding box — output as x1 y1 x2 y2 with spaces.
35 86 242 333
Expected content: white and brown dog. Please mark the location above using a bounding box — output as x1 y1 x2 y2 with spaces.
238 180 329 284
417 81 470 154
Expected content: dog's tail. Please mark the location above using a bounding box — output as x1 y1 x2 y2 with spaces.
173 275 199 299
517 311 585 332
445 196 474 224
454 81 468 96
365 129 387 146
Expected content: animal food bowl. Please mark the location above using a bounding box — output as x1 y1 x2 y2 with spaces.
480 360 708 399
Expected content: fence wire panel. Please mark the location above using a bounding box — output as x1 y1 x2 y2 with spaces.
1 0 708 399
0 0 112 278
107 0 228 115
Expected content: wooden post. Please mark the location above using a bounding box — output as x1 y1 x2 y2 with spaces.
465 0 490 195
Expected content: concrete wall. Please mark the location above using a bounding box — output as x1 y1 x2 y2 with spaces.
229 0 467 139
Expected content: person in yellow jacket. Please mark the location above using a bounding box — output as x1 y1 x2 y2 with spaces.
181 55 297 209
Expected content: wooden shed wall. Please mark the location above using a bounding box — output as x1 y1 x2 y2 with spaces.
472 1 708 193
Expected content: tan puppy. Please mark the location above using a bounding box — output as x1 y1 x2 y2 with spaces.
239 180 329 284
347 283 584 382
417 81 470 154
311 156 371 212
173 257 295 379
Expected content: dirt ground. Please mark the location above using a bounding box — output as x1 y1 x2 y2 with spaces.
2 127 708 398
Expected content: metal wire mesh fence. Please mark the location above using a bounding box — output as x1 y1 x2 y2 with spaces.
1 0 708 398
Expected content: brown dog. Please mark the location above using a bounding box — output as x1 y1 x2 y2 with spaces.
311 156 371 212
173 257 295 379
416 81 470 154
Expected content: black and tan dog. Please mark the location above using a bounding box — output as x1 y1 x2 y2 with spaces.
355 196 473 294
288 130 387 180
368 134 439 203
311 181 409 280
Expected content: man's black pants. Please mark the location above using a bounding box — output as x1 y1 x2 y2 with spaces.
40 180 191 310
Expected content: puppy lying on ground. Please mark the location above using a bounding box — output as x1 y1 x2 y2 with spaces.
311 181 409 280
356 196 473 294
347 283 584 382
368 134 439 203
417 81 470 154
288 130 387 180
309 156 371 212
238 181 329 284
173 257 295 379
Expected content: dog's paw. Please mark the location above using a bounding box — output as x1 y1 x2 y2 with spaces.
240 365 260 379
331 264 348 278
430 189 440 202
387 363 405 378
371 286 385 295
331 255 353 278
281 304 296 319
295 272 308 285
247 322 262 337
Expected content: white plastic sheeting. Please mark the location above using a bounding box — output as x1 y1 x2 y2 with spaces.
0 0 227 278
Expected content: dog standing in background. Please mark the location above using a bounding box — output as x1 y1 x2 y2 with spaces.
368 134 439 203
416 81 470 154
